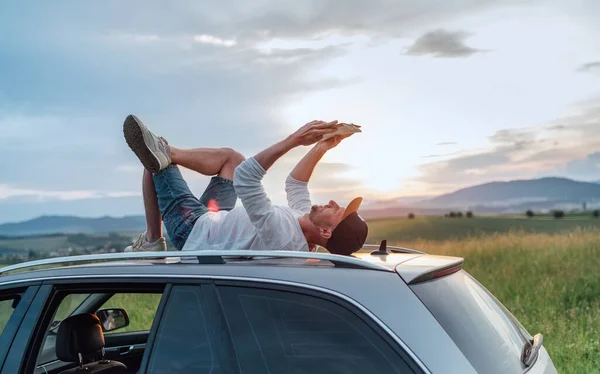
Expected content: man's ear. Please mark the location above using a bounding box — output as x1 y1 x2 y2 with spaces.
319 227 333 239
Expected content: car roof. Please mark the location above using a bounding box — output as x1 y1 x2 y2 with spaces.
0 243 463 286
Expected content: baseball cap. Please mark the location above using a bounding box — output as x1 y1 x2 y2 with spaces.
325 197 369 256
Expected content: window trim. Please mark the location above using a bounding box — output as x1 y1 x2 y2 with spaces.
136 283 173 374
1 284 53 374
1 274 431 374
0 285 41 373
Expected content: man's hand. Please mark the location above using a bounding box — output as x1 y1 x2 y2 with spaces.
289 132 351 184
317 133 353 151
289 120 338 147
254 120 337 172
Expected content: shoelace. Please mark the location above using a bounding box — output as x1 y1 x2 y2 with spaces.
132 233 146 248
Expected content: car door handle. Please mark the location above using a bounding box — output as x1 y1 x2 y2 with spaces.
118 346 134 355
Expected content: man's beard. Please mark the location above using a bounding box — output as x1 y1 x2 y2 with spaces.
309 207 320 223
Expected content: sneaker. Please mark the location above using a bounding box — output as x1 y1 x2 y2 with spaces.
123 114 171 173
124 232 168 252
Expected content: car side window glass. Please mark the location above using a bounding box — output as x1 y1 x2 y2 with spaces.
52 293 90 325
218 286 416 374
100 293 162 334
0 296 21 336
145 285 237 374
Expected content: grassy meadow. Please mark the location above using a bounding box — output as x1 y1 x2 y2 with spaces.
368 215 600 374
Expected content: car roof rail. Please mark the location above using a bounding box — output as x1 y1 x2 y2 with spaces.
0 249 393 276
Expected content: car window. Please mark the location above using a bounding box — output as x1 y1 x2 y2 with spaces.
218 285 416 374
145 285 237 374
0 296 21 336
410 270 529 374
52 293 90 327
100 292 162 334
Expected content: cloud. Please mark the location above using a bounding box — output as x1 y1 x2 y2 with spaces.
207 0 518 42
577 61 600 73
436 142 457 146
0 184 140 201
560 152 600 180
192 34 237 47
415 102 600 189
423 154 442 158
111 34 162 44
1 1 530 49
405 30 484 58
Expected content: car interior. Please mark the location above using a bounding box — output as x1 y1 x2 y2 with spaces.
35 290 163 374
54 313 128 373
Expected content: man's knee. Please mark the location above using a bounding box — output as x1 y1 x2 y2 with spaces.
227 148 246 167
219 148 246 179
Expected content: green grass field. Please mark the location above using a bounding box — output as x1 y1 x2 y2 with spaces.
368 217 600 374
367 214 600 242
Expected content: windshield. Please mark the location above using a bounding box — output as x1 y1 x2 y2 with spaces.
410 270 531 374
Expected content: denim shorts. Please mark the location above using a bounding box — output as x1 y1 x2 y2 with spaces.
152 165 238 250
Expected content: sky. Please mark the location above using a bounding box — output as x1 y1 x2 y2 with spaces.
1 0 599 223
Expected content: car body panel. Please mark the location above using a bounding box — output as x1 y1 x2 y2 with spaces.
1 263 477 373
528 347 558 374
394 255 465 284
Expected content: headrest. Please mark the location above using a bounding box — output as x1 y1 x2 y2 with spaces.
56 313 105 363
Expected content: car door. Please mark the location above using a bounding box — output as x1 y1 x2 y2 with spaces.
35 290 163 372
0 278 166 374
0 284 42 373
139 279 425 374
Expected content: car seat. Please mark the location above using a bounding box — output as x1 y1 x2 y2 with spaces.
56 313 128 374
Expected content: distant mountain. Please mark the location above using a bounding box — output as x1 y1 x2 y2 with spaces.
361 177 600 218
0 215 146 237
420 177 600 209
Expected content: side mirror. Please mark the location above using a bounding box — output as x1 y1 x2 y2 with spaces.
96 308 130 332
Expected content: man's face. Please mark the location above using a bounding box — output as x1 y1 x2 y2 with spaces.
309 200 345 229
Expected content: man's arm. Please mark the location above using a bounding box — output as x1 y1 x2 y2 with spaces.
285 144 326 213
286 134 352 213
233 157 277 231
234 120 337 231
289 143 328 182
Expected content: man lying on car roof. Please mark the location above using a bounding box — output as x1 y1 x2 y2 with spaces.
122 115 368 256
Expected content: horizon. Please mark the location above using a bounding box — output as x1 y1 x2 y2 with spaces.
1 1 599 223
1 175 599 225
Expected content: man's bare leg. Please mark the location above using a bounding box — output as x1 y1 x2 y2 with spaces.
143 169 163 241
138 147 244 241
170 147 245 180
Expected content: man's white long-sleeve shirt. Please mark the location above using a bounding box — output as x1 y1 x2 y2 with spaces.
181 157 311 252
